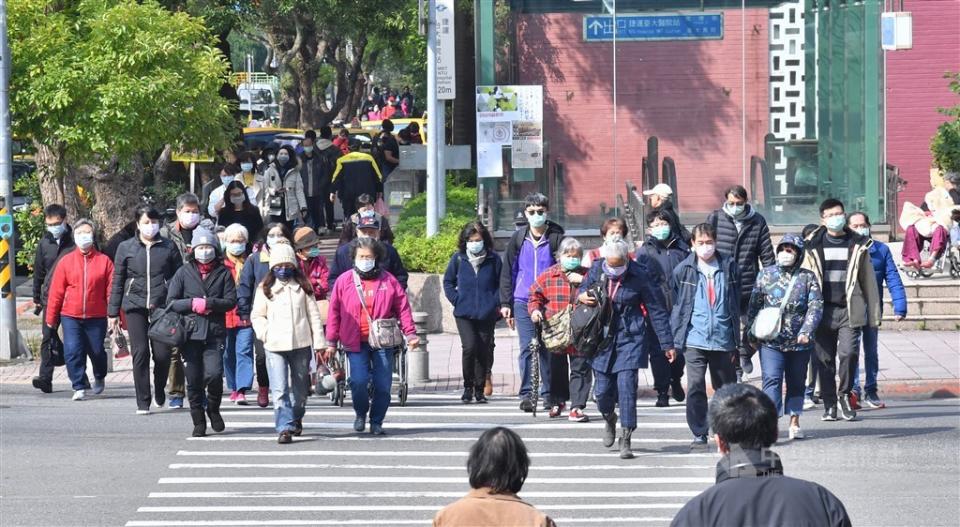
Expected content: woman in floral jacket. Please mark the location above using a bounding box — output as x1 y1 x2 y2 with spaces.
745 233 823 440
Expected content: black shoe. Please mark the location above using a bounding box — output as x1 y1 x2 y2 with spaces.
821 406 838 421
602 412 618 448
293 419 303 436
671 381 686 402
838 395 857 421
461 387 474 404
864 392 885 409
31 376 52 394
655 393 670 408
278 431 293 444
811 394 821 405
207 408 225 433
519 398 534 413
154 392 165 408
740 356 754 375
192 423 206 437
475 392 488 404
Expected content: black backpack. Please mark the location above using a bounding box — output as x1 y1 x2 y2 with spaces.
571 274 614 358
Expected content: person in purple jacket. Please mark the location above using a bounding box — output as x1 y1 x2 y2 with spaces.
847 212 907 409
499 193 565 413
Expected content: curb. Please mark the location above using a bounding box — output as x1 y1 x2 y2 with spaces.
636 379 960 401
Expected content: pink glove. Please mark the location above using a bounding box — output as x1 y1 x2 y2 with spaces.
191 297 208 314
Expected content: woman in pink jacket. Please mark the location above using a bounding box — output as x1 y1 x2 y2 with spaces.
324 238 419 435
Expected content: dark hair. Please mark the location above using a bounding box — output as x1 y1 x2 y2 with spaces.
801 223 819 239
43 204 67 220
458 222 494 254
134 205 162 223
259 221 293 246
708 383 778 450
409 122 420 132
176 192 201 211
600 217 628 238
398 129 412 142
725 185 748 201
523 192 549 210
222 163 240 175
819 198 845 216
319 126 332 140
467 427 530 494
304 129 317 141
259 146 276 162
691 223 717 241
356 193 374 208
225 180 254 211
261 259 314 300
276 145 297 167
381 119 394 133
849 211 870 226
237 151 255 164
645 209 673 226
351 237 385 262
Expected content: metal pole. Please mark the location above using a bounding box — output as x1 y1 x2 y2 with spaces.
426 0 439 237
437 100 446 218
0 0 23 360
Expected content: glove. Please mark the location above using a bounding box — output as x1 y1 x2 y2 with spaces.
191 297 208 314
33 304 43 316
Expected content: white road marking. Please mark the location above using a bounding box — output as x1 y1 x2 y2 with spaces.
185 435 693 443
176 450 718 459
147 490 701 499
168 462 713 471
221 421 688 430
157 476 713 485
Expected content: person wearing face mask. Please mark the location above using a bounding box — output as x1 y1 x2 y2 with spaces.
328 216 408 291
324 238 420 436
215 180 264 238
329 149 384 220
165 229 237 437
669 223 741 450
582 218 633 269
443 223 503 404
221 223 255 405
237 222 294 407
578 240 675 458
251 243 326 444
300 127 342 234
257 147 277 177
265 145 308 229
108 206 184 414
208 163 259 220
500 193 565 413
30 204 74 394
293 227 331 301
706 185 776 378
801 199 880 422
338 193 395 247
636 210 691 407
44 219 114 401
846 212 906 410
528 237 593 421
744 234 823 440
642 183 690 243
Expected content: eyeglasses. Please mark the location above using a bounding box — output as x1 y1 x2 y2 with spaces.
525 209 546 216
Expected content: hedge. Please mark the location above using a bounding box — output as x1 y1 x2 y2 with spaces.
394 182 478 273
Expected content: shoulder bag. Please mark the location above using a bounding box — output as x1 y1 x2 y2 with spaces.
148 304 192 347
353 271 405 349
540 305 573 354
751 273 799 341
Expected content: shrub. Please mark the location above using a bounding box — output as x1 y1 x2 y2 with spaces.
13 169 44 269
394 181 478 273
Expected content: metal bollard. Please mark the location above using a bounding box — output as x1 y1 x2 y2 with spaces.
409 311 430 384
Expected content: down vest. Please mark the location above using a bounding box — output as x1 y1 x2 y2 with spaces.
707 205 775 307
108 236 183 316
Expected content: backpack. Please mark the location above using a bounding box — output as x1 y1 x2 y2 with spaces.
570 274 614 358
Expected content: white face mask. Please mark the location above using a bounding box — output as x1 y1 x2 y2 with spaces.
75 232 95 250
776 251 796 267
140 222 160 239
695 243 716 260
230 195 246 205
194 246 216 263
355 258 376 273
179 211 200 229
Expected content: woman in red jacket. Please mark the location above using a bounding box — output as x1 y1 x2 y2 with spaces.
45 219 114 401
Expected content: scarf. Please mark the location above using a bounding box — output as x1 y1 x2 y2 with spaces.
196 261 215 279
227 252 246 283
467 251 486 272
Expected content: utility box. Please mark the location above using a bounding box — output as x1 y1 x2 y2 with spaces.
881 12 912 51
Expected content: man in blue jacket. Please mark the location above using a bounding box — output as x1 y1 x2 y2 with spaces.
847 212 907 409
670 223 741 450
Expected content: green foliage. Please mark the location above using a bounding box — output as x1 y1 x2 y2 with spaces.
394 182 478 273
13 170 45 268
8 0 236 161
932 72 960 173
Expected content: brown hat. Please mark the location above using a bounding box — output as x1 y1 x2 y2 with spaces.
293 227 321 251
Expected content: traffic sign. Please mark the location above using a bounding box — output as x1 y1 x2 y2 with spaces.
583 13 724 42
0 213 11 240
172 150 215 163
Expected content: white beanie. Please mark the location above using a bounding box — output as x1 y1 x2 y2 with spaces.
268 243 297 269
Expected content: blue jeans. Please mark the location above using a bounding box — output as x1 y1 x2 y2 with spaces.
852 326 879 397
594 368 639 429
515 300 551 401
265 347 312 433
760 346 810 417
60 316 108 391
347 344 395 427
224 327 255 392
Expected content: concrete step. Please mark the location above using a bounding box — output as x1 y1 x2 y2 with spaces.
881 316 960 331
897 282 960 299
884 297 960 316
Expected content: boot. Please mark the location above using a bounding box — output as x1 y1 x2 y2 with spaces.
191 408 206 437
619 428 635 459
602 412 618 448
207 396 225 433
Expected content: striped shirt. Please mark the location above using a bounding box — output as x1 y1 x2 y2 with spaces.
822 233 852 306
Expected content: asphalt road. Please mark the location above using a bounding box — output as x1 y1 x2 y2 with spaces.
1 382 958 527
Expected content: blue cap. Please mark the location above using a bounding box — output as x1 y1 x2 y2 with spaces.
778 233 804 251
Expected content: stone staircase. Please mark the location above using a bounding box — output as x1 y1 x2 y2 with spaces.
883 281 960 331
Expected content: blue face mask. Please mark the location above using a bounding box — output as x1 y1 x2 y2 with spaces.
240 162 254 173
825 215 846 232
360 209 376 219
651 225 671 241
273 267 294 281
526 212 547 229
46 224 65 239
355 259 376 273
602 262 627 278
221 175 235 186
561 256 581 271
307 247 321 258
724 203 746 217
227 242 246 256
466 241 485 255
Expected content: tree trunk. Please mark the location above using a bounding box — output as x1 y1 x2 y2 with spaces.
279 67 301 128
296 58 320 129
87 156 145 239
33 141 66 208
153 145 173 189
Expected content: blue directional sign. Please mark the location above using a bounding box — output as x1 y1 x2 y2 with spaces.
583 13 724 42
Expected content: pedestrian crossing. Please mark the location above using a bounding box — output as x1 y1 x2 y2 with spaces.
127 392 716 527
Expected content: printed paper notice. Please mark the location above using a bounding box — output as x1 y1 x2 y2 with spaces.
477 144 503 178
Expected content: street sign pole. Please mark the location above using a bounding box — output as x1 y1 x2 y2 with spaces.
425 0 439 237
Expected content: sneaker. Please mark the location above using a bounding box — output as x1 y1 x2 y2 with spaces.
789 425 805 440
236 391 248 406
371 424 385 436
92 378 105 395
803 397 816 410
474 392 488 404
257 387 269 408
353 417 365 432
568 408 589 422
461 387 474 404
519 398 534 413
317 227 328 236
169 396 184 409
849 392 862 411
838 395 857 421
278 431 293 444
136 409 151 416
155 392 165 408
32 376 52 394
72 389 85 401
670 380 686 402
690 435 708 450
821 406 838 421
229 391 239 402
548 403 566 418
864 392 885 409
655 393 670 408
740 355 754 375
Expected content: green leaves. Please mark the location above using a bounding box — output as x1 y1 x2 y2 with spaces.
393 181 478 274
932 72 960 173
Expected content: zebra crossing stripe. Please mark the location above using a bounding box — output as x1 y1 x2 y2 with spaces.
184 435 694 443
176 450 719 459
220 421 689 430
157 476 714 484
147 490 701 499
138 503 686 513
168 462 714 470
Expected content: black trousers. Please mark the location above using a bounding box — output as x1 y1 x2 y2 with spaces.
549 353 592 408
255 339 270 388
182 337 225 413
814 304 861 408
340 198 359 222
684 347 737 438
126 309 172 411
650 348 686 395
37 310 64 382
455 317 496 390
306 193 335 230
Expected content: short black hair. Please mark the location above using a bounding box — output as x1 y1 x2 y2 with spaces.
691 223 717 241
708 383 778 450
351 236 385 262
134 205 162 223
819 198 845 216
176 193 201 211
849 211 871 226
319 126 332 140
458 221 493 254
725 185 748 201
645 209 673 226
381 119 394 133
356 193 374 208
259 221 293 245
43 204 67 220
523 192 549 210
467 427 529 494
398 129 412 142
304 129 317 141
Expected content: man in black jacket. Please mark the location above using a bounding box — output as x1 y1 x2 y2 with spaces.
300 126 341 234
31 204 75 393
327 216 408 291
671 383 851 527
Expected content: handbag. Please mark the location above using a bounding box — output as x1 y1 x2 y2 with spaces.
571 275 616 359
353 271 405 349
751 274 799 341
147 305 192 347
540 305 573 354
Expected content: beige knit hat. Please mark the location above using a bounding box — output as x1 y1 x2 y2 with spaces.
268 243 297 269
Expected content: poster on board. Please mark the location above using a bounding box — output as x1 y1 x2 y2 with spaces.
476 85 543 176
